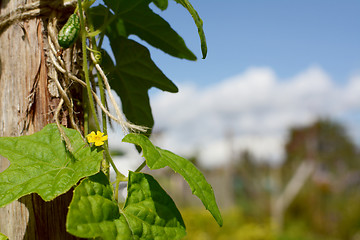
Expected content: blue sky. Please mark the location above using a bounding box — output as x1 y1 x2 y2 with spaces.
104 1 360 168
148 0 360 86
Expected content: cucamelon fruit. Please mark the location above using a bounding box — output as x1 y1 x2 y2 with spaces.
58 14 80 49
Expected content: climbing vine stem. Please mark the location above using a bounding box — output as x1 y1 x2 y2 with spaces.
77 0 125 189
77 0 99 131
0 1 223 238
87 15 110 177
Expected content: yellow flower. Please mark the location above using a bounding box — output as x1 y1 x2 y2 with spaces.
86 131 108 146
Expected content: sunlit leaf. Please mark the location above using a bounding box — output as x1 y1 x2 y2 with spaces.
122 134 223 227
67 171 186 239
0 124 103 207
0 232 8 240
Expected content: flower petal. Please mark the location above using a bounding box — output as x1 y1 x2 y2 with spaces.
94 140 104 146
86 131 107 146
86 131 96 143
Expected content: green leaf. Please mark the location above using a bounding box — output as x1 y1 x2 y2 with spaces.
103 0 144 15
0 232 8 240
122 134 223 227
67 171 186 240
105 0 196 60
173 0 207 58
0 124 103 207
89 5 128 37
152 0 168 10
66 172 122 239
121 3 196 60
103 36 178 132
123 171 186 239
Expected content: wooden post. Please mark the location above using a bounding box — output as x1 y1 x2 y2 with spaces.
0 0 82 238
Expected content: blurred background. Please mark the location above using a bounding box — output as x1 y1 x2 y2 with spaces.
105 1 360 239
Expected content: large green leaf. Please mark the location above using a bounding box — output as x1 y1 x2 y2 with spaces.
0 232 8 240
104 0 196 60
0 124 103 207
103 36 178 132
67 171 186 240
122 134 223 227
173 0 207 58
103 0 144 15
120 3 196 60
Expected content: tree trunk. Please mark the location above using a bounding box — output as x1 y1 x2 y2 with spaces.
0 0 82 238
271 160 315 231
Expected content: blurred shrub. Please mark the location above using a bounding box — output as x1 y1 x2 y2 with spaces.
277 220 330 240
180 206 351 240
181 207 275 240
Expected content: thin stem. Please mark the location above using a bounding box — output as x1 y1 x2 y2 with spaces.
77 0 100 130
87 22 108 136
77 2 127 200
104 147 125 178
86 14 116 38
87 16 110 177
89 52 148 133
97 32 105 50
98 76 107 132
83 88 89 135
54 99 73 152
113 170 128 202
104 145 127 203
114 178 120 202
135 160 147 172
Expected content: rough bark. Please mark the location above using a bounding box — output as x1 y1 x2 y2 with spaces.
0 0 82 238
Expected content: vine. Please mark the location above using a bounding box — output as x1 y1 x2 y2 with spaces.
0 0 222 239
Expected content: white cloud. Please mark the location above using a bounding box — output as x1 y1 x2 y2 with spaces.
146 66 360 168
343 75 360 109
